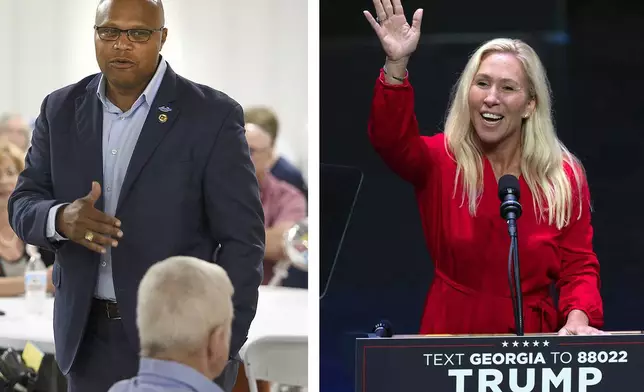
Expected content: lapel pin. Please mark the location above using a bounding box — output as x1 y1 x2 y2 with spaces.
158 106 172 112
158 114 168 123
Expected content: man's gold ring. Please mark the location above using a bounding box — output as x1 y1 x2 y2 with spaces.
85 231 94 242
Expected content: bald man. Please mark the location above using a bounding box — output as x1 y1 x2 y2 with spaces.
8 1 264 391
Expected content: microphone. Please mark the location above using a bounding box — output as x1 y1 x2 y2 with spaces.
373 320 394 338
498 175 522 236
498 175 524 336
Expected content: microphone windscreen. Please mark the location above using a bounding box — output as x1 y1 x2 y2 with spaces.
373 319 394 337
498 174 520 200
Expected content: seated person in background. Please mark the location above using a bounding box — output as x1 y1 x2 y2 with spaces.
245 124 307 287
0 113 31 153
0 140 54 296
109 256 234 392
244 106 307 197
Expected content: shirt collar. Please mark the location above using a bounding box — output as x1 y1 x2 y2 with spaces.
138 357 223 392
96 56 168 110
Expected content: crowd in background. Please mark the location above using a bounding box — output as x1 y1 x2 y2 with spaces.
0 107 308 294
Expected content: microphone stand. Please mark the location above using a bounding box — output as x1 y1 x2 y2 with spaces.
506 217 524 336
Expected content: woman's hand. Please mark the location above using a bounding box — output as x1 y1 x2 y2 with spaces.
363 0 424 63
558 309 607 336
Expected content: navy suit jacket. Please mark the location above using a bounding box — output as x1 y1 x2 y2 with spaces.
8 64 265 374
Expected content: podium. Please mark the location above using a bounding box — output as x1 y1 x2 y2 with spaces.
356 332 644 391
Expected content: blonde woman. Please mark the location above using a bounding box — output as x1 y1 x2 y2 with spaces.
0 141 54 296
364 0 604 335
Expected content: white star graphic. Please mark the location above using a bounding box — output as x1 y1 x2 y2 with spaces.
513 341 519 347
533 340 539 347
523 341 530 347
543 340 550 347
502 341 509 347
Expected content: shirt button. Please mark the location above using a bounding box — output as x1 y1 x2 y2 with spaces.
101 262 107 267
111 149 117 155
107 186 112 192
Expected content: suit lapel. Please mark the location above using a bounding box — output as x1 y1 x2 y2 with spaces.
115 66 180 214
75 76 105 212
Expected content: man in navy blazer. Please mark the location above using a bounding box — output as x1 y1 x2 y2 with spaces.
8 0 264 391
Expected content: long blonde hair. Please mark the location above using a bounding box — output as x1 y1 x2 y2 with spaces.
443 38 584 229
0 139 25 172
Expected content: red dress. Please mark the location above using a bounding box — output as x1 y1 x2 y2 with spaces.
367 70 603 334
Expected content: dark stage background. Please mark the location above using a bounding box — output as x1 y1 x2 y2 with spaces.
319 1 644 391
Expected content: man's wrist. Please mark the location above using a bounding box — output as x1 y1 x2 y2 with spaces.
55 205 67 237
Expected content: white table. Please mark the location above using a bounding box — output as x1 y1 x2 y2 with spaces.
243 286 308 356
0 286 308 356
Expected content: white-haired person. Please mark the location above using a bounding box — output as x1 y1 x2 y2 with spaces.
0 113 31 153
109 256 234 392
364 0 604 336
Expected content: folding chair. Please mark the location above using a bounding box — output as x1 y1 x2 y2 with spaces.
243 335 308 392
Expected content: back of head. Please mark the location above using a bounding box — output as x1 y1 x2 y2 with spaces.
244 106 279 144
137 256 234 357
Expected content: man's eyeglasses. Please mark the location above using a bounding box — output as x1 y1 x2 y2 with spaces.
94 26 164 43
250 146 271 155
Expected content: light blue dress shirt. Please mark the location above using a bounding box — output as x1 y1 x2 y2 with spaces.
46 59 168 300
108 357 225 392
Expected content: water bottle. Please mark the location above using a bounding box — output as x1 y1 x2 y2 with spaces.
284 217 308 271
24 245 47 315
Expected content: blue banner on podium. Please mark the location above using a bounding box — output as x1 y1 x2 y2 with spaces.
356 333 644 391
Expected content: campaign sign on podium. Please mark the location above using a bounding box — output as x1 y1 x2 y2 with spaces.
356 333 644 391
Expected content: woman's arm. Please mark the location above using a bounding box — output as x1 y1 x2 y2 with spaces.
0 276 24 297
556 173 603 329
365 1 435 187
368 69 437 187
0 265 55 297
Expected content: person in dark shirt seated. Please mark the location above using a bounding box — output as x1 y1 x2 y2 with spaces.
243 106 307 198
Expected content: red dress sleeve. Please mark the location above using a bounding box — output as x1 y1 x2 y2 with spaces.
556 167 604 328
367 69 438 187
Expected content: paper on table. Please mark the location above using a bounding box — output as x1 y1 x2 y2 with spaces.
21 341 44 372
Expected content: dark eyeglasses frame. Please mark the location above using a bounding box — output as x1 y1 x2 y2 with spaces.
249 146 271 155
94 25 164 43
